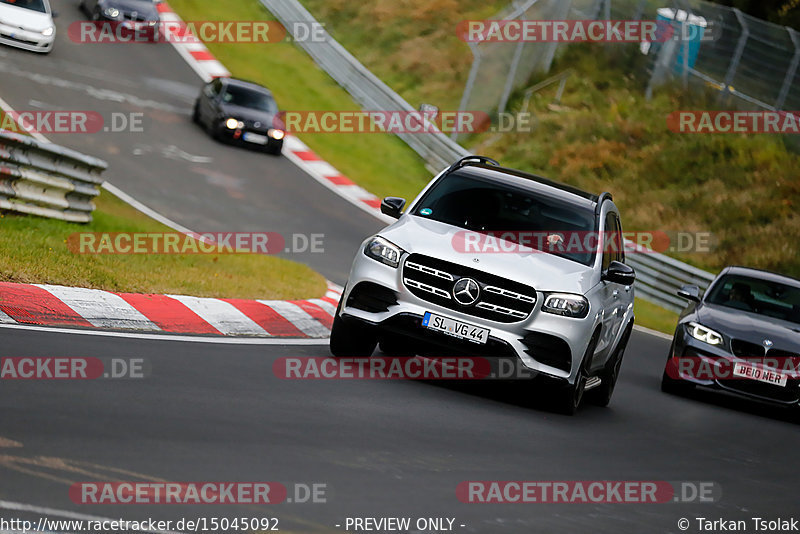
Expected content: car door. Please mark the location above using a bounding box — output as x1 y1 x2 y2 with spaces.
593 210 626 369
199 78 222 127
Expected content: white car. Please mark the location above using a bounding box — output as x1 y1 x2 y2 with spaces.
0 0 55 53
331 156 637 415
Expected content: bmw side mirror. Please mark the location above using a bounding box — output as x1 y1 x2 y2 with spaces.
677 284 701 302
603 260 636 285
381 197 406 219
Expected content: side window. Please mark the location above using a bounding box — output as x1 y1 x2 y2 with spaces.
602 212 622 270
204 79 222 98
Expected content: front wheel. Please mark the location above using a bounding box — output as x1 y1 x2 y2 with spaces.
329 308 377 358
552 333 598 416
660 369 695 395
587 323 633 407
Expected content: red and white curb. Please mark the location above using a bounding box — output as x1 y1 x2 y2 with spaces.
157 1 393 224
0 282 341 338
156 2 230 81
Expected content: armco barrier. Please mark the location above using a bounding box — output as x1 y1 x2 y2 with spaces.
263 0 719 313
0 130 107 223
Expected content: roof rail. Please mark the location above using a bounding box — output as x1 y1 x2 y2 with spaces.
595 192 613 215
445 155 499 175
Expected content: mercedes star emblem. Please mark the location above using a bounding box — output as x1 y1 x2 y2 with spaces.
452 278 480 306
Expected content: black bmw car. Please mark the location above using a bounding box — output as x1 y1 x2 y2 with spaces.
192 77 285 155
662 266 800 409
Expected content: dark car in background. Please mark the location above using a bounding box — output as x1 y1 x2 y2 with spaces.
662 266 800 410
192 77 285 155
79 0 159 25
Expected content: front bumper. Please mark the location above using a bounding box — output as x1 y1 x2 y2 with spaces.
0 23 53 53
340 250 600 385
215 124 284 152
665 329 800 406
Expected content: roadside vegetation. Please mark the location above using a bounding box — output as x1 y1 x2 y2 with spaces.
0 190 326 299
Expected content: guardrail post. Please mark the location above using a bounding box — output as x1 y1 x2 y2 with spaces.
775 27 800 109
453 43 481 141
718 8 749 105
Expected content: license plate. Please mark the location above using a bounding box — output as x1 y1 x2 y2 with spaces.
243 132 268 145
422 312 489 345
733 362 788 387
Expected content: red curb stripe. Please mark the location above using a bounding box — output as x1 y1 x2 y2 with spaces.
156 2 172 13
289 300 333 329
0 283 92 327
324 175 354 186
190 50 215 61
115 293 221 335
321 296 339 307
222 299 306 337
362 198 381 209
293 150 320 162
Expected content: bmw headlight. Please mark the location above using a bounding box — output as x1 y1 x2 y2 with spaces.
542 293 589 318
268 128 285 140
687 322 723 346
104 7 121 18
364 236 403 268
225 118 244 130
42 26 54 36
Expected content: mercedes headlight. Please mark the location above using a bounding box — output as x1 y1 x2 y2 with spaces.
42 26 54 36
542 293 589 318
364 236 403 268
687 322 723 346
103 7 121 18
225 118 244 130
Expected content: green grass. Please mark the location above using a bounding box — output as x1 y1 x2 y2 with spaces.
0 190 326 299
634 298 679 335
167 0 432 202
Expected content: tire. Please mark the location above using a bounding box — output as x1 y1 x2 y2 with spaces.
329 302 377 358
191 102 200 124
552 332 598 416
587 322 633 407
660 369 695 395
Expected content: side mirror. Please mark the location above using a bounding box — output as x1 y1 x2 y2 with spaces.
677 284 701 302
380 197 406 219
51 10 59 17
602 260 636 285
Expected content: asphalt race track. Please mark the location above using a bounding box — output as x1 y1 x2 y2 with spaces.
0 3 798 534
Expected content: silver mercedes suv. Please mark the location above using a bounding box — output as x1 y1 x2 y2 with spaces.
330 156 636 414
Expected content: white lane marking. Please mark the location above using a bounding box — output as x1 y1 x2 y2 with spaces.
633 324 673 341
0 323 329 345
0 94 49 142
0 500 182 534
258 301 329 338
0 309 16 324
100 182 197 236
34 285 160 331
166 295 268 335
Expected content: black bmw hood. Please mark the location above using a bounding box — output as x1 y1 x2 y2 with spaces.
695 303 800 351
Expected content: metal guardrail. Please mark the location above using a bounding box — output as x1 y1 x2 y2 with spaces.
0 130 107 223
261 0 718 313
262 0 469 172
